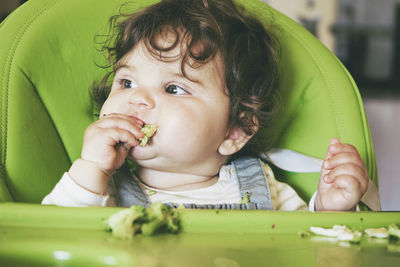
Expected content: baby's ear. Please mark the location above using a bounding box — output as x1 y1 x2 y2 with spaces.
218 126 255 156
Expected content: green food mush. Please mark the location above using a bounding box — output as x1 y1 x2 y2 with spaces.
139 124 157 146
239 192 250 204
105 203 181 239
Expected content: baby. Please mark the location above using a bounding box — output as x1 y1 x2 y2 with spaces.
42 0 369 211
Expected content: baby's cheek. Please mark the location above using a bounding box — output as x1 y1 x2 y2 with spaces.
158 121 200 150
159 126 192 148
161 114 195 138
158 109 223 152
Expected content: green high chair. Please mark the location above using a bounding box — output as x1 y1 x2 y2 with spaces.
0 0 377 205
3 1 398 266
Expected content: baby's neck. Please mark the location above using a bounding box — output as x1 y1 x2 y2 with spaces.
135 167 219 191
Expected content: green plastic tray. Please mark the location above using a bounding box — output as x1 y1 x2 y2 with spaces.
0 203 399 266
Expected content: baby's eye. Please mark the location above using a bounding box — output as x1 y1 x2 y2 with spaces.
120 79 136 89
165 85 189 95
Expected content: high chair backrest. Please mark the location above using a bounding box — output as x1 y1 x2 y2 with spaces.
0 0 377 203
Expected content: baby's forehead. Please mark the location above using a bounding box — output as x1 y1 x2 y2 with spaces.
119 36 225 82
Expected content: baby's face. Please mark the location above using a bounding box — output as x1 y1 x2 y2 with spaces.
100 39 231 176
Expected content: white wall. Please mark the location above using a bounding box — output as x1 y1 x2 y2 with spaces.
364 98 400 211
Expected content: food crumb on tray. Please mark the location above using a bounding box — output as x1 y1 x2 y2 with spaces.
105 203 181 239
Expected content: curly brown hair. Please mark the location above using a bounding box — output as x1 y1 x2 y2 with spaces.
92 0 281 157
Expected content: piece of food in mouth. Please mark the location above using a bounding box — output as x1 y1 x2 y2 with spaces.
138 123 157 146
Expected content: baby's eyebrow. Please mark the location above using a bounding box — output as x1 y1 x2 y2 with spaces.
115 64 134 73
172 72 203 87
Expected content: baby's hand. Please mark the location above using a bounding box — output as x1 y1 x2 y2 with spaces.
81 113 145 174
315 138 369 211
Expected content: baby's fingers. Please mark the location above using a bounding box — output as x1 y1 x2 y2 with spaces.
99 127 140 148
323 152 366 171
328 141 359 155
324 163 368 194
94 114 145 139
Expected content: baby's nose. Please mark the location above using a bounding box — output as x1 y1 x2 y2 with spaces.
129 88 155 109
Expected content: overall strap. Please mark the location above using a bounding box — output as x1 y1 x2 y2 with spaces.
232 156 272 210
111 163 149 207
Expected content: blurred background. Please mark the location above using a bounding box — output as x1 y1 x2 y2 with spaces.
262 0 400 211
1 0 399 211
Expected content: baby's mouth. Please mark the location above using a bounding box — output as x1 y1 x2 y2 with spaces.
129 116 145 127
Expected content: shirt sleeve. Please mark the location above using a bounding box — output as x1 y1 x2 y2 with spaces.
308 191 317 212
41 172 112 207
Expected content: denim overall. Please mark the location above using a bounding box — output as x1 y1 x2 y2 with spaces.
111 156 272 210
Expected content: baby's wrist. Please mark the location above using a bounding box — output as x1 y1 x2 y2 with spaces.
314 193 323 211
79 157 115 177
68 158 113 195
314 192 358 211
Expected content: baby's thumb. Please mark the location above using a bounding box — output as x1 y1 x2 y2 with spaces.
320 138 341 179
324 137 341 160
115 142 131 167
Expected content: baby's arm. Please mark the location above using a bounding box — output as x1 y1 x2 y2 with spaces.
315 138 369 211
68 113 144 195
